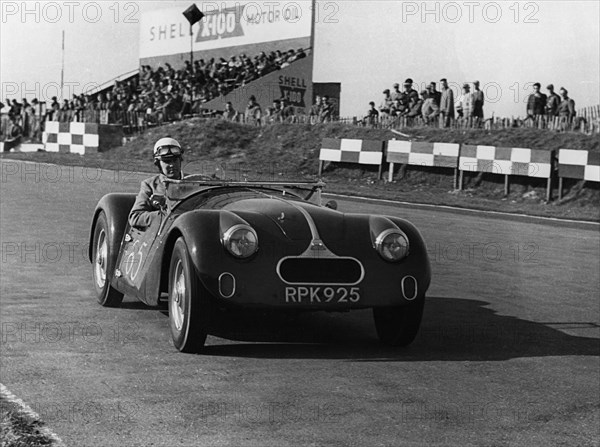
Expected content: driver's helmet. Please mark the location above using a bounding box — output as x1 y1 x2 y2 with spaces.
153 137 183 160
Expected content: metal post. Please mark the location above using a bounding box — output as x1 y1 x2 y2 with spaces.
546 176 552 202
190 25 194 68
318 160 323 177
458 169 464 190
388 162 394 182
558 177 563 200
453 168 458 190
504 175 509 196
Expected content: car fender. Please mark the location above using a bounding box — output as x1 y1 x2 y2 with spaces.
88 193 136 263
146 210 222 306
387 216 432 291
152 209 290 303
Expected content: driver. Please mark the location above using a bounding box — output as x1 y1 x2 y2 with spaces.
128 137 184 229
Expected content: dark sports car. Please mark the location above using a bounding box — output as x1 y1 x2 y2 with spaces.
89 177 431 352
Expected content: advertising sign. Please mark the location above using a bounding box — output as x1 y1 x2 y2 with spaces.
140 1 312 61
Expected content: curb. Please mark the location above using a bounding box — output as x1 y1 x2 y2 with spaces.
0 383 66 447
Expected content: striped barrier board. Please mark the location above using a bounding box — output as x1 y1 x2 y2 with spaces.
319 138 385 178
557 149 600 199
42 121 123 154
558 149 600 182
458 145 555 200
386 141 460 168
386 140 460 184
43 121 100 155
459 145 553 178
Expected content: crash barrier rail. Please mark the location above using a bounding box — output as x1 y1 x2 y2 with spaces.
318 138 385 179
458 145 554 201
557 149 600 199
42 121 123 155
386 140 461 186
318 139 599 201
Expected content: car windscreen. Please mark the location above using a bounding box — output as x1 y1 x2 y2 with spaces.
172 186 308 213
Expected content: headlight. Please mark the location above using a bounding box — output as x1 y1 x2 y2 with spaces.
374 229 409 262
222 224 258 258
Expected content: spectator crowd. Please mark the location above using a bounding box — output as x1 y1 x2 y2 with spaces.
1 46 308 143
1 63 583 150
365 78 577 127
219 93 337 126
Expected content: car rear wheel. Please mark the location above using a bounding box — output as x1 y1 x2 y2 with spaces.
168 238 210 353
92 212 124 307
373 298 425 346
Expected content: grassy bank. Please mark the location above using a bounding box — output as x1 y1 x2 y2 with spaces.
2 120 599 221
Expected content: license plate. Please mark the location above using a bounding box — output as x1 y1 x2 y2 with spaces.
284 286 360 304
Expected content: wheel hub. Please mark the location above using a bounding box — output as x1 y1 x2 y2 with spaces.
171 260 185 331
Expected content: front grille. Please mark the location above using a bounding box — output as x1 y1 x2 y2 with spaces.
278 257 363 285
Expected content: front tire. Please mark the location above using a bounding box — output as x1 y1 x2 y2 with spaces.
92 212 124 307
168 238 210 353
373 298 425 347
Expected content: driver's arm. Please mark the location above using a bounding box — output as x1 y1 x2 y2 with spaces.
128 178 162 229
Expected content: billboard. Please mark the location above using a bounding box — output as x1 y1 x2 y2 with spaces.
140 1 312 66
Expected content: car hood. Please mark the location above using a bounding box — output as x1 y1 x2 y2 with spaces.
222 197 348 242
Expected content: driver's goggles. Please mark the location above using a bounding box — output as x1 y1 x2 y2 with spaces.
155 145 183 157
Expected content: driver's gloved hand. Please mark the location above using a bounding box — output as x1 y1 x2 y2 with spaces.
150 194 166 210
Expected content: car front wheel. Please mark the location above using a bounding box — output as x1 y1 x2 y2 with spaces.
373 298 425 347
168 238 210 353
92 212 124 307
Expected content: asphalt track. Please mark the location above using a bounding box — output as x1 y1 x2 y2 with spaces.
0 160 598 447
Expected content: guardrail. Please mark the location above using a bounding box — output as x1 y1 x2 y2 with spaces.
319 139 599 201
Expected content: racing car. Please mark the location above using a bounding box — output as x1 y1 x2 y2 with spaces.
89 177 431 352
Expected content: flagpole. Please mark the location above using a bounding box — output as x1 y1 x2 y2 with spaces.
310 0 316 53
190 24 194 68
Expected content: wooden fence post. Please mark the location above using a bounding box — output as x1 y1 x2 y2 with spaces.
558 177 563 200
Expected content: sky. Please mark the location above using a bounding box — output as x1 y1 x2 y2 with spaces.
1 0 599 117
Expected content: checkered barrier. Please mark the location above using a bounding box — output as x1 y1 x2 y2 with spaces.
558 149 600 182
458 145 555 200
42 121 123 154
387 141 460 168
386 141 460 183
557 149 600 199
318 138 385 178
459 145 554 178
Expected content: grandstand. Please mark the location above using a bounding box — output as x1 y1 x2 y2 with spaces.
86 1 339 117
